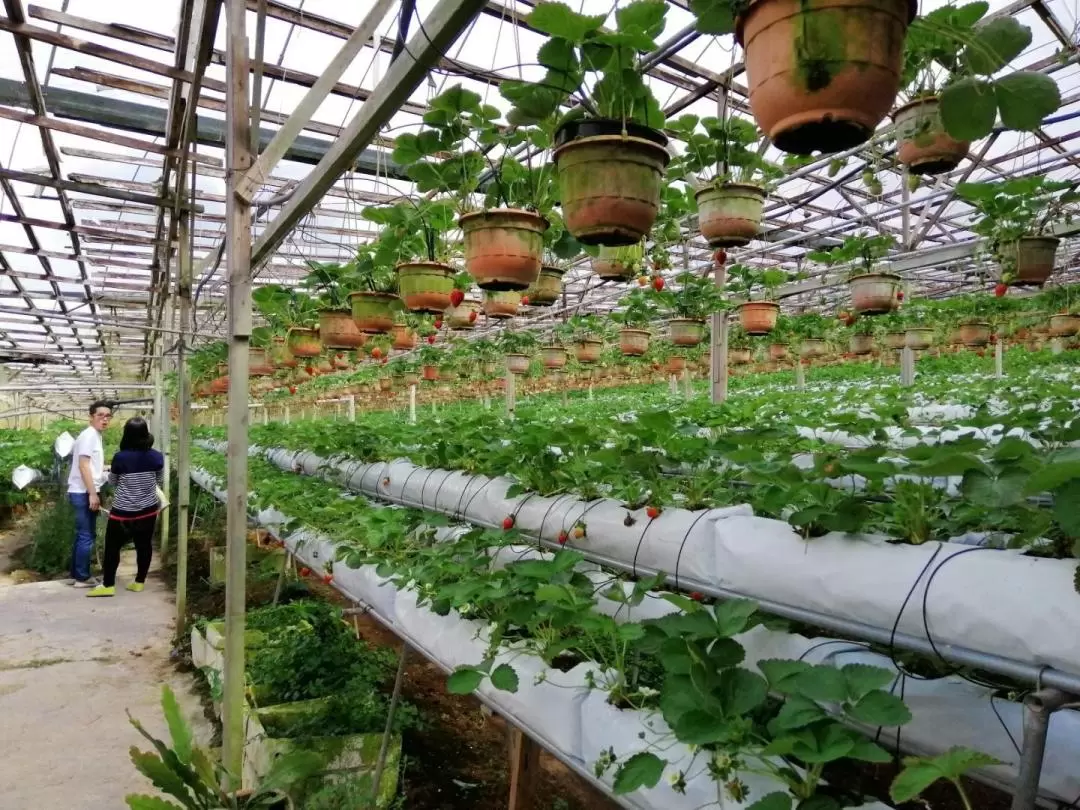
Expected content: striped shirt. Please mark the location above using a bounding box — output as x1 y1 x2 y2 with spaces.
108 449 165 518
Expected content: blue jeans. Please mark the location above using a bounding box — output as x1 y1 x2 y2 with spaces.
68 492 98 581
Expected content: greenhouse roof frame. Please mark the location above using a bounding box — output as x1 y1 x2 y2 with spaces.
0 0 1076 395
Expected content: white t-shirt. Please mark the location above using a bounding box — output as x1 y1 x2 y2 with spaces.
67 426 106 494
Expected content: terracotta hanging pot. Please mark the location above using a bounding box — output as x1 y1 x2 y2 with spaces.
695 182 766 247
396 262 455 313
287 327 322 358
893 96 969 176
574 338 603 364
592 244 643 282
1049 314 1080 337
459 209 547 290
669 318 707 347
332 352 351 370
526 266 565 306
482 291 521 319
885 331 906 350
738 301 780 335
849 334 874 355
999 237 1059 286
391 324 417 350
540 345 568 370
904 327 933 350
666 355 686 374
349 291 400 334
769 343 789 361
318 309 366 349
269 336 296 369
799 338 827 358
447 299 482 329
729 347 752 365
404 371 420 386
959 321 992 346
247 347 273 377
736 0 915 155
505 353 530 375
619 328 651 356
379 377 393 392
422 365 439 381
553 119 671 245
849 273 901 314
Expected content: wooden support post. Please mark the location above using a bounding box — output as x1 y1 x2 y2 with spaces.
995 339 1004 378
507 728 541 810
900 347 915 386
669 374 678 395
221 0 253 785
347 394 355 422
795 361 805 391
408 384 417 424
175 209 192 632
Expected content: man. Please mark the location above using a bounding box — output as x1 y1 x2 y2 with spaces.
68 400 112 587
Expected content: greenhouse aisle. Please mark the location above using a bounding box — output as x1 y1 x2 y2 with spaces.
0 549 208 810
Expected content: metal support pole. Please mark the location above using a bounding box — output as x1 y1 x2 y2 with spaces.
995 339 1004 378
284 405 290 424
347 394 355 422
408 384 416 424
682 369 691 398
795 361 805 391
221 0 253 785
669 374 678 395
711 262 728 404
900 347 915 386
175 208 193 632
1010 688 1072 810
505 368 516 418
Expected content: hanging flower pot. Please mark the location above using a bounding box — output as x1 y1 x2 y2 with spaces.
695 183 766 247
1049 314 1080 337
849 334 874 355
959 321 992 346
392 324 417 350
318 309 365 349
738 301 780 335
481 362 497 376
247 348 273 377
396 262 454 313
287 327 322 358
379 377 393 392
736 0 915 155
482 291 521 319
210 363 229 394
893 96 969 176
349 291 400 334
526 266 565 306
553 119 671 245
403 371 420 386
314 355 334 374
619 328 651 356
848 273 902 315
540 345 568 370
885 331 906 350
505 353 530 375
669 318 707 347
729 347 752 365
592 243 643 282
447 298 482 329
574 338 603 364
422 365 439 382
269 336 295 369
332 352 351 370
666 355 686 374
799 338 827 358
768 343 789 361
459 209 548 290
904 327 934 350
1000 237 1060 286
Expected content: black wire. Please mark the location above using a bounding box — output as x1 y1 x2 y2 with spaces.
390 0 417 64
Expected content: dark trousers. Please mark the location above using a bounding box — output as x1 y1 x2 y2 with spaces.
102 514 157 587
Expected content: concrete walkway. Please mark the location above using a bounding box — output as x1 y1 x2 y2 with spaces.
0 549 209 810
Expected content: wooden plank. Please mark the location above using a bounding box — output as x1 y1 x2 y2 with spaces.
0 211 155 245
0 165 202 211
0 105 174 159
507 728 540 810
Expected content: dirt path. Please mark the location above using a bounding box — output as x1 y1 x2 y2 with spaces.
0 545 208 810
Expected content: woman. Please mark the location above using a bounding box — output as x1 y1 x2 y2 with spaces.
87 417 164 597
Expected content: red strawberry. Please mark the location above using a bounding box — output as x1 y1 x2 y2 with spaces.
713 248 727 266
994 283 1008 297
646 505 661 519
380 356 388 365
299 567 311 577
322 573 334 585
689 591 704 602
427 335 436 344
450 289 465 308
288 385 297 394
650 362 661 371
557 530 569 545
370 347 382 359
434 318 443 329
305 365 315 375
572 524 586 539
897 290 905 301
652 276 665 292
468 310 478 323
502 516 515 531
637 276 649 287
382 477 391 486
521 295 530 305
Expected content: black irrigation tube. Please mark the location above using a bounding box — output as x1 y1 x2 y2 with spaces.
236 445 1080 697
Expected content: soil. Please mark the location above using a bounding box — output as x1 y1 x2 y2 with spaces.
0 504 45 586
824 759 1012 810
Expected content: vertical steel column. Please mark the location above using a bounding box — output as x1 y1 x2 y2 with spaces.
1010 689 1072 810
175 206 193 631
221 0 253 786
711 262 728 404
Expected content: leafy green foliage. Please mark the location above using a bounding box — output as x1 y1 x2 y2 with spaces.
666 114 780 185
890 747 1001 806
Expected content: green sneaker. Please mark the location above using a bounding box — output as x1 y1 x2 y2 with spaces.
126 582 144 593
86 585 115 598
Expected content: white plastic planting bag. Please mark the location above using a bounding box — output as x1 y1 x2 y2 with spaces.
11 465 41 491
333 563 398 623
53 430 74 459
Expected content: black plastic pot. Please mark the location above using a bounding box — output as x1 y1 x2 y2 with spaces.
554 117 668 149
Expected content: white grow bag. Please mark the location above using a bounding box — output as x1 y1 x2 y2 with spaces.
11 464 41 490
